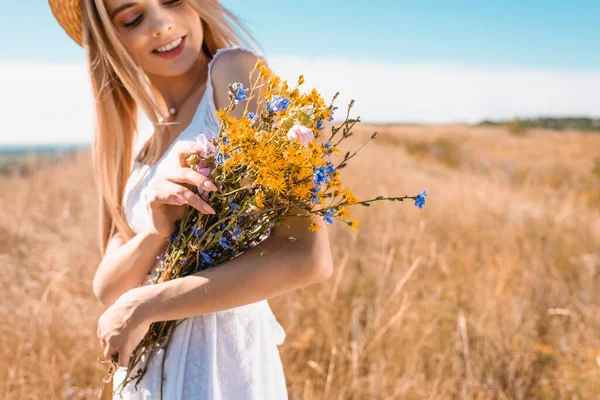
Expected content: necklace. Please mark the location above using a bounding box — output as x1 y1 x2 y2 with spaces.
164 59 208 118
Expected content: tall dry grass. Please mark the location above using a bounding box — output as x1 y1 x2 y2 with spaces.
1 125 599 399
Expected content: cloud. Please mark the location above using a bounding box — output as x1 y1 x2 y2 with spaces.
268 55 600 124
1 56 599 144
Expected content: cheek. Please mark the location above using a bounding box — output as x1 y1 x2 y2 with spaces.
119 35 148 65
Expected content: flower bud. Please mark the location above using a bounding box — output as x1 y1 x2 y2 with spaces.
279 116 294 130
186 154 200 166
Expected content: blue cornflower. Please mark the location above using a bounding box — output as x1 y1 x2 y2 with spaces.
216 152 224 164
415 189 427 209
219 236 230 249
266 96 290 113
168 225 180 244
229 82 249 104
327 107 334 122
313 166 328 186
325 162 335 175
247 112 259 124
324 209 335 225
310 186 321 204
200 251 212 264
192 225 203 237
229 225 243 242
316 119 325 130
223 135 230 145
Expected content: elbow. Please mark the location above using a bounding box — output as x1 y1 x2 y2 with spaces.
302 247 334 285
92 274 113 307
92 275 107 305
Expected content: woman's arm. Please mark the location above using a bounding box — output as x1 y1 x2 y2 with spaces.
93 229 167 307
127 49 333 323
131 210 333 325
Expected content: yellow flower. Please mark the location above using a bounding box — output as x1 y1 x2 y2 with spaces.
343 189 359 205
351 218 360 233
255 191 266 208
338 206 350 220
308 220 322 231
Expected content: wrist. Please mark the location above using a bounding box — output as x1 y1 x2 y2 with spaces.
142 227 171 241
123 284 159 326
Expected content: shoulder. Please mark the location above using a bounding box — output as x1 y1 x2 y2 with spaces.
210 47 264 112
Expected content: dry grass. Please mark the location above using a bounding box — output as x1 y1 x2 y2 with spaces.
1 125 599 399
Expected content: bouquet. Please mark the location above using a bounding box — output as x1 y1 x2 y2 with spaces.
108 58 428 394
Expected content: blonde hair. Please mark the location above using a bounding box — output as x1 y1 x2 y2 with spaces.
80 0 258 254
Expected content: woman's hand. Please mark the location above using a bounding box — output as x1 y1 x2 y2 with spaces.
97 289 151 368
146 143 218 238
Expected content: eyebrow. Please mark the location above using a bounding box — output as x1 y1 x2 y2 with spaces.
110 2 137 19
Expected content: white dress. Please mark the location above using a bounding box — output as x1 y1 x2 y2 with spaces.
112 46 288 400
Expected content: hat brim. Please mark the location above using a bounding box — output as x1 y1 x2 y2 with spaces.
48 0 83 46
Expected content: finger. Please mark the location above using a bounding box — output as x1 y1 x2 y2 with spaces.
168 168 219 193
118 346 131 368
103 344 118 362
150 180 215 214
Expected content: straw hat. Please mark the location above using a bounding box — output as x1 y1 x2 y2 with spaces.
49 0 220 47
48 0 84 46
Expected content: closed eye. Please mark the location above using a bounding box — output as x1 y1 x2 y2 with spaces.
124 14 142 28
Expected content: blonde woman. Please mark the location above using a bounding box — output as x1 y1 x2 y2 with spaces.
48 0 334 398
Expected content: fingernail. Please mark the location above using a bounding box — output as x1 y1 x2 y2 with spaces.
203 204 215 214
203 181 217 192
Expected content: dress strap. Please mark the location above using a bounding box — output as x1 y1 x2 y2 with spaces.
198 45 268 133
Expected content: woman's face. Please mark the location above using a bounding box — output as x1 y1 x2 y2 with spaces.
103 0 204 77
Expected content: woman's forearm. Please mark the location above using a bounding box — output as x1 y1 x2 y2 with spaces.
133 228 333 324
93 229 168 307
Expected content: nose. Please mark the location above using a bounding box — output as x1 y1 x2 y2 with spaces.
147 6 174 38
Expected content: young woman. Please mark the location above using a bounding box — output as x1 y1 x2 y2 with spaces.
48 0 334 398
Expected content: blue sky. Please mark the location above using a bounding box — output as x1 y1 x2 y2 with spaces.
0 0 598 69
1 1 599 145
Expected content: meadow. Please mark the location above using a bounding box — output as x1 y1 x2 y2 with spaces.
1 124 599 399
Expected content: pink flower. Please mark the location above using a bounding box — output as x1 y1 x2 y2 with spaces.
286 125 314 147
194 159 213 177
194 159 215 197
194 134 218 159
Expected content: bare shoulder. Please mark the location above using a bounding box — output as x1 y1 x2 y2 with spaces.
211 48 262 114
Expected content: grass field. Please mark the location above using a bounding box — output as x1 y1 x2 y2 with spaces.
1 124 599 399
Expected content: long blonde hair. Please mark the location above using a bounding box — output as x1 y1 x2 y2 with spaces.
80 0 257 255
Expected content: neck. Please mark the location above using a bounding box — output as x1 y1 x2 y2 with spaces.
148 52 210 117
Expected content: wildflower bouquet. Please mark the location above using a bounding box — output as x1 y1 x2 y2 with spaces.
108 58 428 394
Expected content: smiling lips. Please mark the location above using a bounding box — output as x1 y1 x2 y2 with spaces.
151 35 186 58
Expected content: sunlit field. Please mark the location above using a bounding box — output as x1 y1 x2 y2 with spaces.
1 124 599 399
